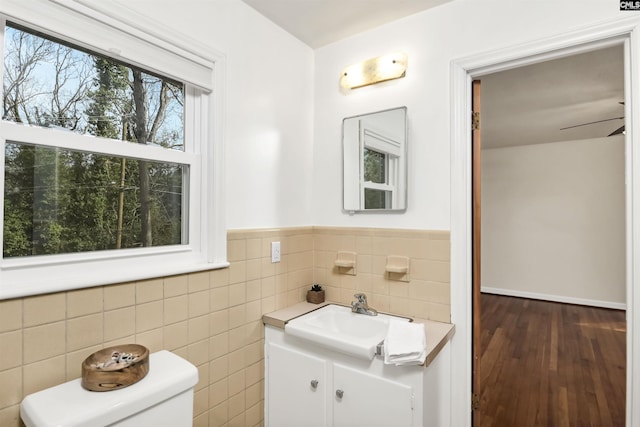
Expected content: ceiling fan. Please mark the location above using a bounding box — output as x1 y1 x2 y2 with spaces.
559 101 625 136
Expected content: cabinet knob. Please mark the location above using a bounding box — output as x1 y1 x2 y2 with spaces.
310 379 318 389
335 389 344 399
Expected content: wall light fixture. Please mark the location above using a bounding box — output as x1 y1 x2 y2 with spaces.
339 52 408 90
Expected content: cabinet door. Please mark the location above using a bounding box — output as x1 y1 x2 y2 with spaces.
332 363 413 427
267 342 327 427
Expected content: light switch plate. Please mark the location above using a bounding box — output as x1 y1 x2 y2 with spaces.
271 241 281 263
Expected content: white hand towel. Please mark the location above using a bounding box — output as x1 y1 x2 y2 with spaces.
384 320 427 366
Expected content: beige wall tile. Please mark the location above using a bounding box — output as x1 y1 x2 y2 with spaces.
228 390 245 419
228 369 245 396
229 261 247 284
164 321 188 350
24 322 65 364
164 295 188 325
0 404 21 427
104 283 135 310
104 307 135 342
246 279 261 302
245 361 263 387
210 355 229 384
0 226 450 427
227 239 246 262
261 257 276 279
246 238 262 259
244 341 262 367
389 282 410 298
261 276 275 298
210 268 230 288
188 315 209 344
228 283 246 307
210 310 229 336
389 296 411 317
67 314 102 352
136 278 164 303
0 300 22 333
228 326 246 353
210 287 229 312
245 381 262 409
66 344 102 381
408 280 430 301
193 412 208 427
0 331 21 369
228 305 245 329
195 363 209 391
23 355 65 396
188 340 210 367
246 259 261 281
261 295 275 316
210 332 229 359
228 348 245 374
193 388 209 417
228 413 245 427
409 299 429 319
189 272 210 293
427 282 451 305
369 294 390 313
136 328 164 353
209 378 228 407
245 301 262 324
0 368 21 408
412 259 450 283
67 287 103 318
23 293 65 327
429 302 451 323
210 401 229 427
135 300 163 333
164 275 188 297
189 290 210 318
245 401 263 426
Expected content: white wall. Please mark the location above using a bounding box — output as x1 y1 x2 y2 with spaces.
312 0 621 229
125 0 315 230
481 136 626 307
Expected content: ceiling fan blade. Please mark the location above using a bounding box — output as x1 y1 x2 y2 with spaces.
608 125 625 136
560 116 624 131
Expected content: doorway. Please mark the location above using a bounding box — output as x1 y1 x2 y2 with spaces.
450 18 640 427
474 47 628 423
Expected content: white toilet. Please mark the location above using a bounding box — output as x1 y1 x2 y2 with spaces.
20 350 198 427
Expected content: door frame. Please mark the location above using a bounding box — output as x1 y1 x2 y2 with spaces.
450 16 640 427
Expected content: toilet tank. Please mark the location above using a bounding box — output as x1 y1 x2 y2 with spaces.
21 350 198 427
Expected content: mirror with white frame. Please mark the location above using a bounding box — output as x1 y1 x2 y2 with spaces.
342 107 407 213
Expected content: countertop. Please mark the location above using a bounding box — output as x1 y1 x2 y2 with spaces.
262 301 455 367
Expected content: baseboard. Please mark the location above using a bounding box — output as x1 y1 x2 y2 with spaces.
481 286 627 310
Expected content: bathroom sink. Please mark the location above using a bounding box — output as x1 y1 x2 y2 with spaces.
284 304 410 360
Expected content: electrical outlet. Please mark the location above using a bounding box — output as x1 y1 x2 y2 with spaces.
271 241 281 263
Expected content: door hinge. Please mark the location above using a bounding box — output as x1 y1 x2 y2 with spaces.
472 392 480 411
472 112 480 130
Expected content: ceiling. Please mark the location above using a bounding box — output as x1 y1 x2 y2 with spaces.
482 45 625 149
239 2 624 149
239 0 451 48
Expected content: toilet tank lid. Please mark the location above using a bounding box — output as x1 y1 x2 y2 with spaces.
20 350 198 427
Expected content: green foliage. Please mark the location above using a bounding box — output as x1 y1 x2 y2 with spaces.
2 25 185 258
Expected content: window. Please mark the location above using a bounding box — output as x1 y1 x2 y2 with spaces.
360 129 399 209
0 3 226 298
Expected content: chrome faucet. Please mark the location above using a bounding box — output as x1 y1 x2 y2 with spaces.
351 293 378 316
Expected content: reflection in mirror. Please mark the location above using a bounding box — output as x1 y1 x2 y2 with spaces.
343 107 407 212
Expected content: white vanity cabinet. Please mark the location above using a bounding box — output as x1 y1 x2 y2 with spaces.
265 324 429 427
331 362 413 427
267 342 327 427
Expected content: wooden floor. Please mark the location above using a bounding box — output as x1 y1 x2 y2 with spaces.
479 294 626 427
